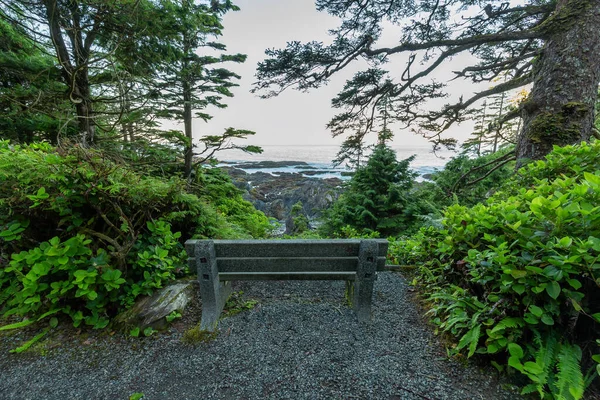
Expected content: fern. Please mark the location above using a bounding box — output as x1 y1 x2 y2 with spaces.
555 344 584 400
526 330 560 399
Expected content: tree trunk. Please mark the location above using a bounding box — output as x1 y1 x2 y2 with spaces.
183 79 193 178
43 0 96 147
517 0 600 165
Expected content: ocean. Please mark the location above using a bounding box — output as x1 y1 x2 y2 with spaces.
217 145 456 180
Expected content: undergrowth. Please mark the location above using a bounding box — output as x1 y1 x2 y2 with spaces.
392 141 600 399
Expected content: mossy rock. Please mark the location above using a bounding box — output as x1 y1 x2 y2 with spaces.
112 281 196 333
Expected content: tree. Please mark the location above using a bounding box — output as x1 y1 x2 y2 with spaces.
254 0 600 165
321 144 417 236
109 0 260 177
465 88 524 155
0 0 163 146
0 15 72 143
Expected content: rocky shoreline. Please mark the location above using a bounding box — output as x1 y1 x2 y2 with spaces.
221 162 344 232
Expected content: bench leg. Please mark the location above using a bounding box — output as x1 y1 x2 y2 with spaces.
194 240 232 331
352 240 378 323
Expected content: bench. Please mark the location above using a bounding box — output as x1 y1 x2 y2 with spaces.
185 239 389 331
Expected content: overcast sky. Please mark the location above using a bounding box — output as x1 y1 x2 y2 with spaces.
196 0 481 147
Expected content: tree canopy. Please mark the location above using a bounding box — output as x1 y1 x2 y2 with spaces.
254 0 600 165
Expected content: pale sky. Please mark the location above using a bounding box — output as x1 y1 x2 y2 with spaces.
196 0 481 148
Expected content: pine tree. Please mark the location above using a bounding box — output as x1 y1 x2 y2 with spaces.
0 16 71 143
322 144 417 236
113 0 259 177
254 0 600 165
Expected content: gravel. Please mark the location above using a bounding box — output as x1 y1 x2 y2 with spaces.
0 272 520 400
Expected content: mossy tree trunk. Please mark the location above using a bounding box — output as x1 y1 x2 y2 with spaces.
517 0 600 164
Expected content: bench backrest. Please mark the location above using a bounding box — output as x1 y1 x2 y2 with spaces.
184 239 389 329
185 239 388 281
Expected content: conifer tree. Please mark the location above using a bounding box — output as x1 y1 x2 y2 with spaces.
0 14 71 143
322 143 417 236
254 0 600 165
111 0 260 177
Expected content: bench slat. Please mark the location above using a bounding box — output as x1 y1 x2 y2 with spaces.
212 256 386 272
218 271 357 281
194 239 388 258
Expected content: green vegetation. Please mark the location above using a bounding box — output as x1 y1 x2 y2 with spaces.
222 291 259 318
0 141 270 330
392 141 600 399
320 144 420 237
2 1 600 399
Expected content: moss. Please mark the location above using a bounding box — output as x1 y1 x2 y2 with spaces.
221 291 258 318
535 0 592 35
344 280 354 307
181 325 217 344
562 101 588 115
526 103 590 145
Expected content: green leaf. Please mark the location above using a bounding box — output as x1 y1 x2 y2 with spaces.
546 281 561 299
567 278 582 290
557 236 572 248
510 270 527 279
508 342 524 359
512 284 526 294
529 305 543 317
541 314 554 325
9 329 49 353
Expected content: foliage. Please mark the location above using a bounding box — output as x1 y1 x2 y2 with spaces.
222 291 258 318
422 146 516 208
0 17 72 143
320 144 418 237
392 141 600 398
0 141 270 329
110 0 258 176
193 166 273 239
253 0 599 163
287 202 310 235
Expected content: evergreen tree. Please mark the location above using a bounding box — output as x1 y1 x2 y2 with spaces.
0 0 160 146
108 0 260 177
254 0 600 165
322 144 417 236
466 91 521 155
0 16 72 142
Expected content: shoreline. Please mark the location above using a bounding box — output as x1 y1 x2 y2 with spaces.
218 159 438 181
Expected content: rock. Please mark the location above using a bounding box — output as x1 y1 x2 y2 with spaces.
112 281 197 332
231 160 310 169
222 166 343 222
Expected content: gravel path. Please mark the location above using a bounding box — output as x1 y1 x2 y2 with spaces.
0 272 519 400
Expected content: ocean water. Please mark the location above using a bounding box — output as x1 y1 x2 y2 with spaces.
217 145 456 180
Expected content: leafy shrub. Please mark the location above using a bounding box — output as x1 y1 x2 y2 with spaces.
392 141 600 399
0 141 270 328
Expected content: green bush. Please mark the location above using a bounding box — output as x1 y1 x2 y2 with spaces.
0 141 270 328
392 141 600 399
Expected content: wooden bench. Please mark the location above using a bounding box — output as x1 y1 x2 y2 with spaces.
185 239 389 331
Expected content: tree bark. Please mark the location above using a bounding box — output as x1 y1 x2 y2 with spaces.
183 78 193 178
43 0 96 146
517 0 600 165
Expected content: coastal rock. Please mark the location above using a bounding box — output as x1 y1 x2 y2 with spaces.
222 166 343 221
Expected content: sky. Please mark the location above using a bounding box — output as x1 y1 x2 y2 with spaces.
193 0 482 148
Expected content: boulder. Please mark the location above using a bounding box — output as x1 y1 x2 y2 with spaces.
112 281 196 332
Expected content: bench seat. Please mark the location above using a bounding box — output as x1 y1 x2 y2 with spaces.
185 239 388 331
